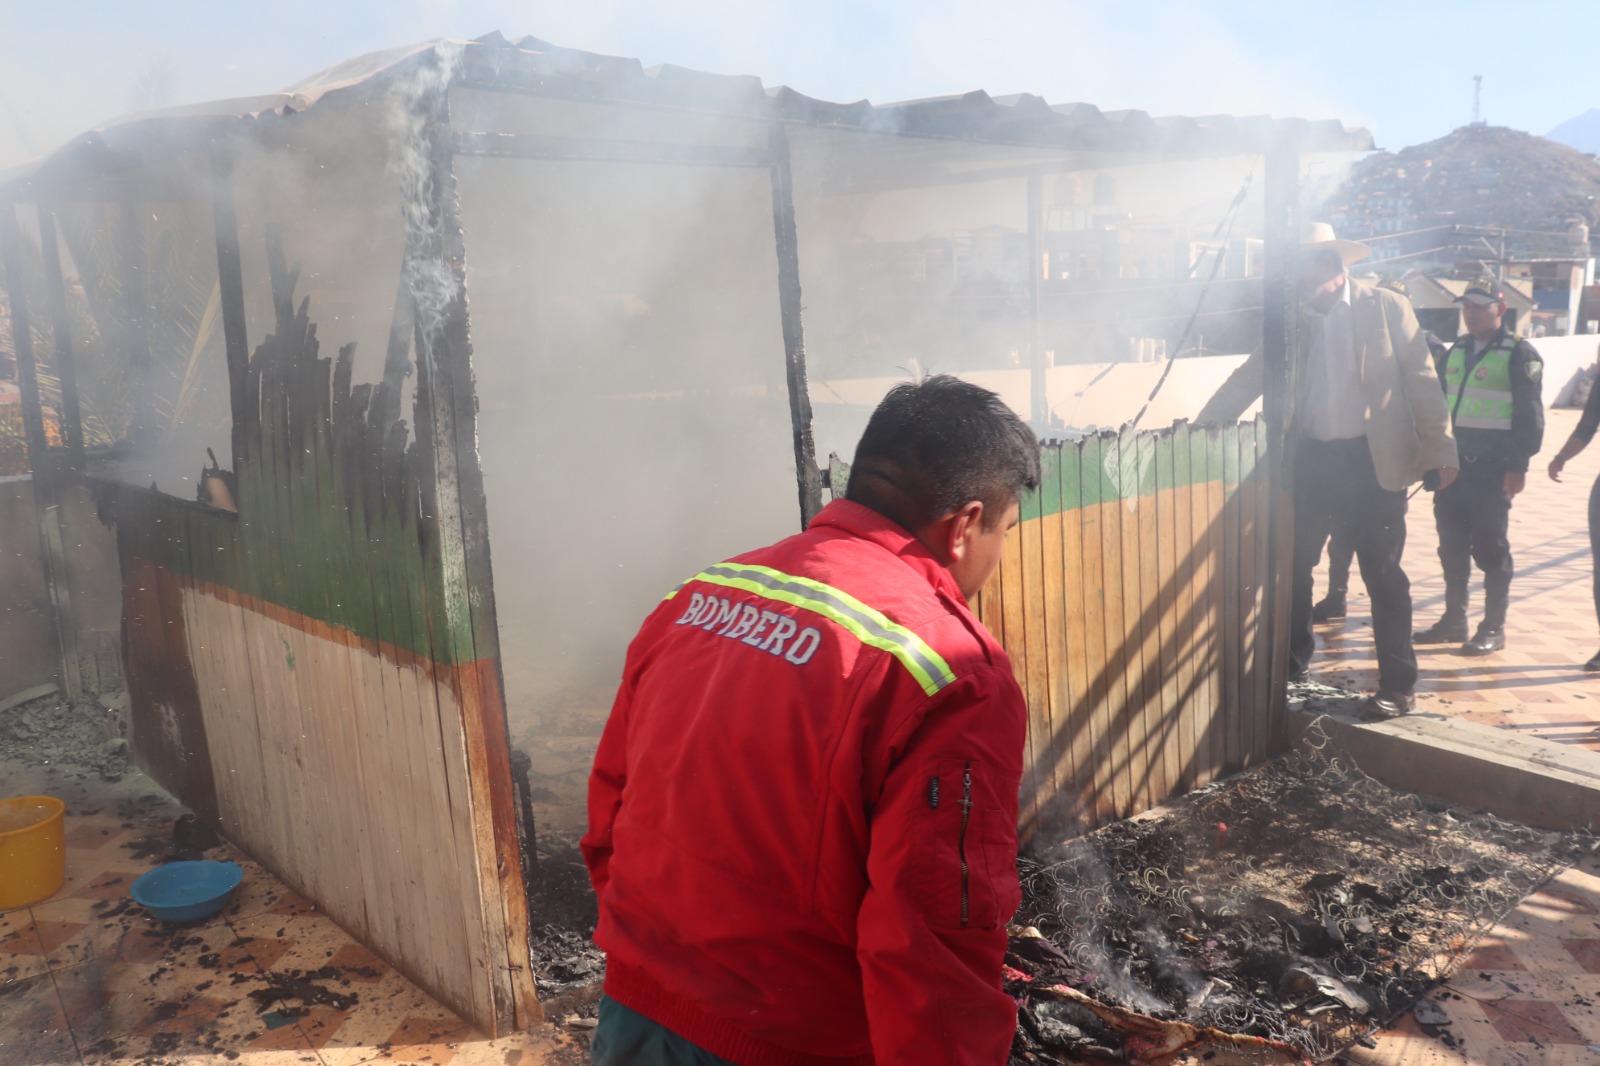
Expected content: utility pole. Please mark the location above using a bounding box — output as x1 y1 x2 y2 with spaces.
1472 75 1483 126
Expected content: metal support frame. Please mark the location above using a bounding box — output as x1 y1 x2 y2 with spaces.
1027 170 1047 427
768 123 824 528
118 201 156 450
2 207 49 467
37 208 84 471
454 130 772 169
2 203 84 699
1262 136 1301 743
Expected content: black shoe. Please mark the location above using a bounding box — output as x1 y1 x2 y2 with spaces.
1311 593 1347 623
1288 664 1311 683
1361 690 1415 720
1586 651 1600 673
1460 627 1505 656
1414 617 1469 644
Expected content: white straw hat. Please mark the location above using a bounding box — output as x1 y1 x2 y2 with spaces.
1301 221 1371 264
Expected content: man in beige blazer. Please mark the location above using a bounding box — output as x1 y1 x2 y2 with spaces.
1197 224 1458 717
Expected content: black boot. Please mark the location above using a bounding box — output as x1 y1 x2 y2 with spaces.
1311 590 1347 623
1461 625 1505 655
1415 580 1468 644
1463 574 1509 655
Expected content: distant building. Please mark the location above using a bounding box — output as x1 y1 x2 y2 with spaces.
1395 273 1537 340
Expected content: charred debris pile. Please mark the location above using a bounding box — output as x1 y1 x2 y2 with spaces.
1005 721 1591 1064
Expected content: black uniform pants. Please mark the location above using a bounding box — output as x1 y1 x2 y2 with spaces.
1431 459 1513 628
1291 438 1417 694
1588 475 1600 630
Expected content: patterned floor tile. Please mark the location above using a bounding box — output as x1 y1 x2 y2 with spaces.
0 969 78 1066
223 855 321 921
1480 996 1588 1044
0 907 50 985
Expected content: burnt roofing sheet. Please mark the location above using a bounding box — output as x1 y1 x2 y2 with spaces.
2 32 1373 199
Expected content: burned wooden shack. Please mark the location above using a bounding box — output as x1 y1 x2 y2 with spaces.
0 34 1369 1031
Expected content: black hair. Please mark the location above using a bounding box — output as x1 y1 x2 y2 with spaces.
846 375 1041 531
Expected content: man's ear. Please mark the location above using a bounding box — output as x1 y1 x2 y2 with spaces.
942 500 985 563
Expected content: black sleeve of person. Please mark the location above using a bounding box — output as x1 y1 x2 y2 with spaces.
1509 340 1545 472
1579 364 1600 450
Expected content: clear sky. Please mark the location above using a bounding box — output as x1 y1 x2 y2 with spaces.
1 0 1594 169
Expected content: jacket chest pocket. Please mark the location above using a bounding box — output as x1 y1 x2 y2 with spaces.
915 758 1015 931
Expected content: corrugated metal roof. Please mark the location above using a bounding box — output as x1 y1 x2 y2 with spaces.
1 32 1373 199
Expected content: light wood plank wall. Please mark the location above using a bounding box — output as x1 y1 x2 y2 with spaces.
976 420 1276 842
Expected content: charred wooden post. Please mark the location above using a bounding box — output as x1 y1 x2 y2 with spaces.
1 207 49 470
402 61 540 1033
768 123 824 528
2 203 83 699
210 146 252 473
1262 133 1302 741
378 269 414 433
36 208 84 471
118 201 156 450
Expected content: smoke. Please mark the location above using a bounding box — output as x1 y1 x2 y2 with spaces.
384 40 463 346
125 52 179 114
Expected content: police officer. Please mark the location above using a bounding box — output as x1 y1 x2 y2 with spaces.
1414 280 1544 654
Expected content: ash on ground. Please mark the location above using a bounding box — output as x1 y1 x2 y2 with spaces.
0 685 131 781
527 831 605 1030
1007 719 1592 1064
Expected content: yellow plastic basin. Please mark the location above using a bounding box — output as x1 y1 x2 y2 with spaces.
0 795 66 910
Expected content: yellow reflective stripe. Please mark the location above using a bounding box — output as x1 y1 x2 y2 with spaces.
686 561 957 696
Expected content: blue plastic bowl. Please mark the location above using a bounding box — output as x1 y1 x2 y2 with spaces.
130 860 243 922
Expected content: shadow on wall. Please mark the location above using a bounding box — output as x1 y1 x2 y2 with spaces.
975 422 1278 847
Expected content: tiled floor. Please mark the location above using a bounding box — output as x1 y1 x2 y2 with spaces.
1312 407 1600 750
0 761 583 1066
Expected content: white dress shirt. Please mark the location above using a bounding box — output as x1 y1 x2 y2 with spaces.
1300 279 1366 441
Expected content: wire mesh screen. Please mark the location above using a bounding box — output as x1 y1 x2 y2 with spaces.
1008 718 1593 1063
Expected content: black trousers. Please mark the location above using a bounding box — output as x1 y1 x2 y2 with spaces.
1325 528 1355 594
1291 438 1417 693
1590 475 1600 630
1432 459 1513 628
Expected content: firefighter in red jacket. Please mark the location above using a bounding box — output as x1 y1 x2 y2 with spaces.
583 376 1041 1066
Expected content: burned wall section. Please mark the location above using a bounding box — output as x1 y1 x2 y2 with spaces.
453 88 798 834
83 82 536 1035
0 477 61 694
51 191 233 499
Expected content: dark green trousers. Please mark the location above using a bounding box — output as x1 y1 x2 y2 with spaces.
589 997 736 1065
